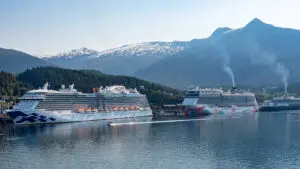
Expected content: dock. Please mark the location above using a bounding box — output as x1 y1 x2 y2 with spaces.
0 114 13 125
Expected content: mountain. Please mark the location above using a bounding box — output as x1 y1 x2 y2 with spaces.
45 47 99 59
0 48 51 73
135 18 300 89
44 42 189 75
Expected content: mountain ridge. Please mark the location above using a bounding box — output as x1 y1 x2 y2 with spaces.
44 41 190 75
3 18 300 90
135 18 300 89
0 47 54 73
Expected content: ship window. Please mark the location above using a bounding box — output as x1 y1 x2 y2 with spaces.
182 98 198 105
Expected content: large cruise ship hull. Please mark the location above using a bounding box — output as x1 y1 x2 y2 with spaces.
7 110 153 125
184 105 258 117
259 106 300 112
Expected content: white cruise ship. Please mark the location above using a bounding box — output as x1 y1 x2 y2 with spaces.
7 83 152 125
183 86 258 107
179 86 258 116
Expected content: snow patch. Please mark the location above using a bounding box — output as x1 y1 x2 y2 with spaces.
44 41 188 60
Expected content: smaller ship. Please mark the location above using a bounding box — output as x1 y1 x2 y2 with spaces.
259 93 300 111
179 86 258 116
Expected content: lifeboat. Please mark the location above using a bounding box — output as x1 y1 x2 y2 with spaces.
129 106 134 110
112 107 118 111
91 108 97 112
124 107 129 111
135 106 140 110
118 107 124 111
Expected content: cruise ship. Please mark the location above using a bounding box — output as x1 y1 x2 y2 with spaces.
6 83 152 125
259 93 300 111
181 86 258 116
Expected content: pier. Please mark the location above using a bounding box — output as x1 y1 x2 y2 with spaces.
0 114 13 125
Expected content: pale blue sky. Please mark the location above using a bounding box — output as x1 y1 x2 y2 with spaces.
1 0 300 55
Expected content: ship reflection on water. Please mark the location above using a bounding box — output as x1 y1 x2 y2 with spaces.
2 111 300 168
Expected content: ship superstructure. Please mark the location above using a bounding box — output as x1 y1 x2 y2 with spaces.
169 86 258 117
7 83 152 125
182 86 258 107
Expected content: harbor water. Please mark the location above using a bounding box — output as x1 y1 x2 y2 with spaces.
1 111 300 168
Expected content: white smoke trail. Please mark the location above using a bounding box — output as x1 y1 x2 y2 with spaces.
276 63 289 93
219 44 236 87
248 41 290 92
211 39 236 87
224 65 235 87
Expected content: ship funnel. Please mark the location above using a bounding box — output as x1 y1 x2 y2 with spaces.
230 86 237 93
283 91 288 98
43 82 49 90
69 84 74 89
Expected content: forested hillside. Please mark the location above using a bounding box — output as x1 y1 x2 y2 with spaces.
0 71 30 97
16 67 184 106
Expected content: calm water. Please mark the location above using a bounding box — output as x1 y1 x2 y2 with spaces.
1 111 300 169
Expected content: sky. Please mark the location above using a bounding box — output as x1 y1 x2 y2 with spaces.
1 0 300 55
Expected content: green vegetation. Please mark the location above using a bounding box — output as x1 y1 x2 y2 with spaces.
15 67 183 107
3 66 300 107
0 71 32 108
0 71 30 97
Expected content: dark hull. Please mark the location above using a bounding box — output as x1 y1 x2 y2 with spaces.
184 110 212 117
259 106 300 112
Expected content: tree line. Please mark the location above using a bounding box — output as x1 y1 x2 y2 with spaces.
0 67 183 107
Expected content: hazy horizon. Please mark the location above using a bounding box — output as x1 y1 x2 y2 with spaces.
1 0 300 55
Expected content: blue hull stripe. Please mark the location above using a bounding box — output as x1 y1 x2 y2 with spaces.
7 111 56 124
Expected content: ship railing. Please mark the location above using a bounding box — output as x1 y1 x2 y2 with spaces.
73 106 143 113
21 95 46 100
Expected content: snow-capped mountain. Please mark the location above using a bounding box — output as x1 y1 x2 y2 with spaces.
44 47 100 59
44 41 189 75
45 42 187 59
100 41 187 58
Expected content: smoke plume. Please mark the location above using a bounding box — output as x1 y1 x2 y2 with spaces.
248 41 290 93
224 65 235 87
211 39 236 87
219 44 236 87
276 63 289 93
